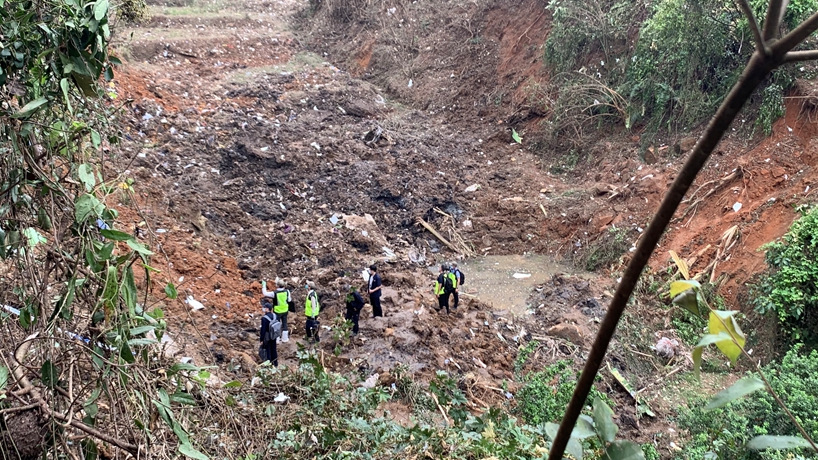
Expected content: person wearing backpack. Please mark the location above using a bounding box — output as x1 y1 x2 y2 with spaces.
262 278 294 342
304 281 321 343
345 285 365 335
451 262 465 310
259 299 279 365
433 264 458 314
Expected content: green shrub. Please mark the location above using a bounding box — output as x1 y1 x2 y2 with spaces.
753 205 818 345
579 226 629 272
675 345 818 459
515 360 612 426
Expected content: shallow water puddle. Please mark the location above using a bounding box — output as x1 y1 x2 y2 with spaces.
457 254 577 315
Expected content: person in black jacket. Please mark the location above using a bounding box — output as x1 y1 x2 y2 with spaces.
367 265 383 317
259 300 278 366
345 285 365 335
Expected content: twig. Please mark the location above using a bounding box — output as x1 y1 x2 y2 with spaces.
429 391 450 427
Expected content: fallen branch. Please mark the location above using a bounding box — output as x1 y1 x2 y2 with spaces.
417 217 460 253
679 170 741 220
10 332 140 456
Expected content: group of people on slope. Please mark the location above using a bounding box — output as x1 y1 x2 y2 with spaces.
433 262 465 314
258 265 384 366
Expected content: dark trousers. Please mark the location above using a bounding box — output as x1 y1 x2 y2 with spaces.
371 294 383 317
453 290 459 309
275 311 289 331
261 341 278 366
306 317 320 342
438 293 452 314
345 309 361 334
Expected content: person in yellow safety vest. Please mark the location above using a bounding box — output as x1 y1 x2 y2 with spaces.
262 278 293 342
433 264 458 314
304 281 320 343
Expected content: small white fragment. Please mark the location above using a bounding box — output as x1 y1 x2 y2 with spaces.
732 202 742 212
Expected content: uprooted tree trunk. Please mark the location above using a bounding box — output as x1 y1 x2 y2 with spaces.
548 0 818 458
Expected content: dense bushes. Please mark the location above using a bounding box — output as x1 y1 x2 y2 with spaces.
753 205 818 345
540 0 818 141
515 360 612 426
675 345 818 459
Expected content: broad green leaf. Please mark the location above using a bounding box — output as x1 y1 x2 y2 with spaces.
708 310 745 365
566 437 583 460
223 380 243 389
544 422 559 440
670 279 700 298
169 363 200 374
79 164 96 191
573 415 596 439
672 289 700 315
12 97 48 118
178 443 209 460
22 227 46 248
170 391 197 406
592 397 618 443
91 130 101 149
75 194 104 222
605 440 646 460
129 325 155 336
127 239 153 256
100 229 132 241
696 332 734 348
511 128 522 144
746 435 814 451
37 207 53 231
94 0 109 21
120 341 135 364
60 78 73 114
165 282 178 299
0 365 9 391
127 338 158 347
41 360 60 388
705 377 765 410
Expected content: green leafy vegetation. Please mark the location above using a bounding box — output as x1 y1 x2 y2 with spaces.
540 0 818 144
516 360 612 426
753 205 818 345
675 346 818 459
578 226 630 271
234 351 554 459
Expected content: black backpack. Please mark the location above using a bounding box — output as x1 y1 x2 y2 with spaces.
454 269 465 286
443 273 455 294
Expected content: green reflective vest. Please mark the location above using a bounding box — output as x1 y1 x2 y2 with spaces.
305 290 320 317
274 289 290 314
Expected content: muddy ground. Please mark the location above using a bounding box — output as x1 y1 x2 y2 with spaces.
108 0 818 452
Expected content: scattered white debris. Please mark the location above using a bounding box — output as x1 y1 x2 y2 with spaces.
512 273 531 279
464 184 481 192
274 392 290 403
361 373 380 389
187 296 205 311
